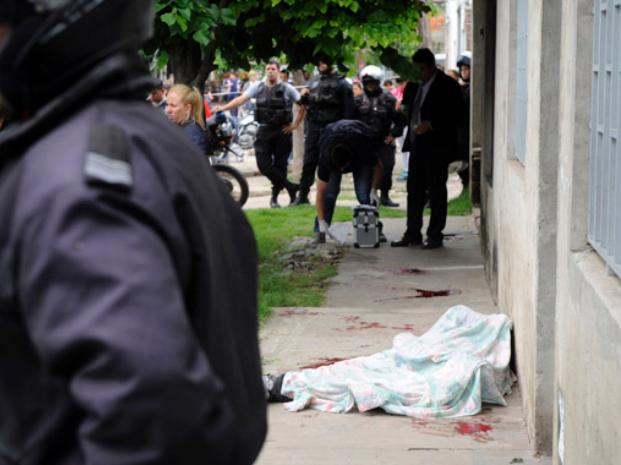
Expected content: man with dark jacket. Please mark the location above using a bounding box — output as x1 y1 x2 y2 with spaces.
392 48 464 249
0 1 266 464
293 56 355 205
313 119 383 243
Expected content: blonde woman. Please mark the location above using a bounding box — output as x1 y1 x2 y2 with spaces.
166 84 210 154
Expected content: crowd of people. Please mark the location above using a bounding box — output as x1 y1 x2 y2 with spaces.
144 50 471 249
149 51 471 248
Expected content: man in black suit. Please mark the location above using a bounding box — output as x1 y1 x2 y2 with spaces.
392 48 464 249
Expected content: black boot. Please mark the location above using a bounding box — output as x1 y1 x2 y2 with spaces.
290 190 310 206
262 374 291 403
285 181 300 205
380 192 399 207
270 188 281 208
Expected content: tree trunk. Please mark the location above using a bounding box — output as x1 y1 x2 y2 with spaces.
192 42 217 94
291 69 307 181
169 38 202 86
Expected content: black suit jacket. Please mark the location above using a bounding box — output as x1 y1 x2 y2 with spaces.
403 72 463 161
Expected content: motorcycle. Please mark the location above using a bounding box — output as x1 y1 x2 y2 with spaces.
209 113 245 162
206 112 250 207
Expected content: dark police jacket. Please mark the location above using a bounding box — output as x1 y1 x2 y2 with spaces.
254 82 293 127
0 54 266 465
317 120 380 182
305 73 355 125
402 72 464 161
354 90 406 139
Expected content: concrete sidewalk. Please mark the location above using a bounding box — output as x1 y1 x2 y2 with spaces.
257 217 551 465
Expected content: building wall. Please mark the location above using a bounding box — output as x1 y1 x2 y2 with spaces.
480 0 621 460
444 0 473 69
554 0 621 464
480 0 559 452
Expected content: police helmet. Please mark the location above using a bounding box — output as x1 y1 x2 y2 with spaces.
457 55 471 68
360 65 383 83
0 0 154 116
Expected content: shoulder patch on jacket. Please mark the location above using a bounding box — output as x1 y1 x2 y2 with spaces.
84 123 133 190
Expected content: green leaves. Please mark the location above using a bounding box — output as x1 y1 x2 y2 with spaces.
192 29 209 46
153 0 432 84
220 8 237 25
155 0 238 40
233 0 431 70
155 50 170 70
160 12 176 27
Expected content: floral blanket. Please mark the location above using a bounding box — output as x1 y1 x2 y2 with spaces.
281 305 515 418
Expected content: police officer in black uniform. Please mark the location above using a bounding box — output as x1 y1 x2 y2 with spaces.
293 56 355 205
0 1 266 464
355 65 406 207
215 58 305 208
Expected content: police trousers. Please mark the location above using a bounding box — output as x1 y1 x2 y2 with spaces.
377 142 396 194
405 152 449 242
254 125 292 192
299 121 327 194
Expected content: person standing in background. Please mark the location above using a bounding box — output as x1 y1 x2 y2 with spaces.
392 48 464 249
455 55 471 188
215 58 305 207
292 55 355 205
355 65 406 208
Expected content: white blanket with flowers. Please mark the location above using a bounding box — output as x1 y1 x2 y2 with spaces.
281 306 515 418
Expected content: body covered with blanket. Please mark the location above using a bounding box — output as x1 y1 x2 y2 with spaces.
274 306 515 418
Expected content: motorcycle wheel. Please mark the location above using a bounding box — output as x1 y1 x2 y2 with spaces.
213 164 249 207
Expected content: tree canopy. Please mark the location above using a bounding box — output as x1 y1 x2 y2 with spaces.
151 0 430 86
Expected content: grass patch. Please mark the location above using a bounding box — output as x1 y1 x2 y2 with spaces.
246 205 404 322
447 187 472 216
245 205 331 323
421 187 472 216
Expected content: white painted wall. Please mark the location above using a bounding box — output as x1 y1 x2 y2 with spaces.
445 0 460 69
444 0 471 69
484 0 559 451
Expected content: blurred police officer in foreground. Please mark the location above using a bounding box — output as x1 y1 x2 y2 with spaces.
293 55 355 205
0 1 266 464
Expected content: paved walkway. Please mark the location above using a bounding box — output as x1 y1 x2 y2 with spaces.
256 216 551 465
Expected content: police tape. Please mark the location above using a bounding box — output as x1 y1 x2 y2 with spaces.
206 85 307 97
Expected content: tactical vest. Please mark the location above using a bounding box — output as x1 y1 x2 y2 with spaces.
306 74 344 124
254 82 293 126
356 91 392 136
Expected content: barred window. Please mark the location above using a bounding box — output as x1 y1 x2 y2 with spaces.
589 0 621 277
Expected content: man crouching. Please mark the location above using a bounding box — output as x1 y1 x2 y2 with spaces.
314 119 383 243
